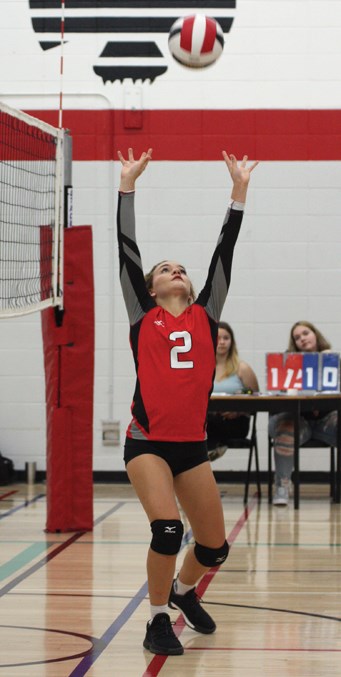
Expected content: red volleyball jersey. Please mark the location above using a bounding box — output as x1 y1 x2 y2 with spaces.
117 192 244 442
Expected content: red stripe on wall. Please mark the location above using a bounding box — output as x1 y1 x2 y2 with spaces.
26 110 341 161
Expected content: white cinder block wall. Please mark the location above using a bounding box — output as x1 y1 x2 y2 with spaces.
69 158 341 475
0 0 341 476
1 159 340 474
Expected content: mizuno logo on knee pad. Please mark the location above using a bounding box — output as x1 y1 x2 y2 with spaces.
150 519 184 556
194 540 229 567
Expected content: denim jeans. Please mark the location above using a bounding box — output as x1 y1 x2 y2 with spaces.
268 411 337 485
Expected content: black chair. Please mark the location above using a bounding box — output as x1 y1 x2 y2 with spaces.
268 436 336 505
215 413 261 504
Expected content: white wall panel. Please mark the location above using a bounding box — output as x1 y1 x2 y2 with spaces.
1 1 340 110
1 158 341 472
0 377 44 404
0 1 341 476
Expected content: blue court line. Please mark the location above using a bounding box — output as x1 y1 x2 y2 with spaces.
68 526 194 677
0 543 51 582
0 502 125 598
0 494 45 520
68 580 149 677
93 502 126 527
0 533 83 598
68 497 263 676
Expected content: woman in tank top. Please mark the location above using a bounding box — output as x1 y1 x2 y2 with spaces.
207 321 259 461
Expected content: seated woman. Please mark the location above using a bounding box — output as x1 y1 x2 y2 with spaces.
269 321 338 506
207 321 259 461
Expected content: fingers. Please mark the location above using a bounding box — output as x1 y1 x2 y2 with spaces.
117 147 136 163
222 151 233 170
222 151 235 162
117 147 153 166
222 151 238 170
222 151 259 171
141 148 153 165
140 148 153 162
249 160 259 172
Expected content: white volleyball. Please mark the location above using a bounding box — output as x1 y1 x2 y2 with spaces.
168 14 224 69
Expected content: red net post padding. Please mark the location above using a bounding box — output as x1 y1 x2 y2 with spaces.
42 226 94 531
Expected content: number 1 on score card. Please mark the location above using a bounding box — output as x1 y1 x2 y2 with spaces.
302 352 319 390
266 353 284 390
266 353 304 390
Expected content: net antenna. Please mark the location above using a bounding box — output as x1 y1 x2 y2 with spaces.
59 0 65 131
0 101 65 317
58 0 73 232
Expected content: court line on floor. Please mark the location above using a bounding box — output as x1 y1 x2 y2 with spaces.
0 490 18 501
234 543 341 547
143 497 259 677
0 501 131 671
0 502 126 598
10 494 337 668
222 568 341 572
0 543 51 582
187 647 341 652
68 496 259 677
0 624 100 669
0 493 45 520
215 601 341 624
0 533 84 598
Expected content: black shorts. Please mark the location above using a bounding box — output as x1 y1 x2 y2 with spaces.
124 437 209 477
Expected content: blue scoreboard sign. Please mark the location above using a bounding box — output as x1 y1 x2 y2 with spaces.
266 352 340 392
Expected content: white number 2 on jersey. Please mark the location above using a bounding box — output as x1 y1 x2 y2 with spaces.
169 330 194 369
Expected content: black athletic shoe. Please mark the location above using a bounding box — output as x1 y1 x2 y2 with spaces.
143 612 184 655
168 580 216 634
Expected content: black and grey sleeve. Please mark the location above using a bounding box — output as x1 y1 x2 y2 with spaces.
196 202 244 321
117 192 155 325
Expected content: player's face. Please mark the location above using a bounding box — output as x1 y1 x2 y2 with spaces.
292 325 318 352
217 328 232 356
150 261 191 300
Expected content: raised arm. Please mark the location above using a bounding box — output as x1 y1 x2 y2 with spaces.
118 147 153 192
197 153 258 321
222 152 258 203
117 148 154 325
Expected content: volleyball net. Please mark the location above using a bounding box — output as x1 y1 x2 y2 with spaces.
0 101 65 317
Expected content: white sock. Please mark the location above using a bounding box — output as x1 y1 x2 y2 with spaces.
174 576 194 596
150 604 169 620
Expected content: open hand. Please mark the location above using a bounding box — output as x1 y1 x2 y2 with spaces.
222 152 259 202
222 152 258 184
118 147 153 191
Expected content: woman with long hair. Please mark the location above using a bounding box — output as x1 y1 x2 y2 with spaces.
117 147 258 655
207 321 259 461
269 321 337 506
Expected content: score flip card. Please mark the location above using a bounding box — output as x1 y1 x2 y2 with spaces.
266 352 340 392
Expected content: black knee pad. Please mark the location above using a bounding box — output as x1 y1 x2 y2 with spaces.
194 540 229 567
150 519 184 555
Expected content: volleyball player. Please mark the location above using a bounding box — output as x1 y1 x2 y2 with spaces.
117 147 258 655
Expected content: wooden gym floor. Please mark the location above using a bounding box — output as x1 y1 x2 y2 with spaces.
0 482 340 676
